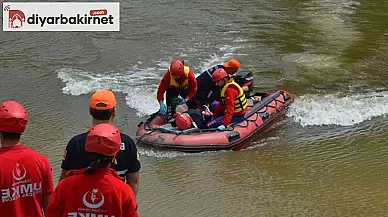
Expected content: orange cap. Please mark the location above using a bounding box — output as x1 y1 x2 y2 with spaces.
223 58 240 69
90 89 116 110
85 123 121 157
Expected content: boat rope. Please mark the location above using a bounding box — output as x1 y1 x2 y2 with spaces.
139 91 290 135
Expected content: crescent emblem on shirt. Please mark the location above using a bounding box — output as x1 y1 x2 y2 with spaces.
82 189 104 209
12 163 26 181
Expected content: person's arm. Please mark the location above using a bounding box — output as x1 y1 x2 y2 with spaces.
59 139 77 182
157 72 171 102
186 71 197 99
122 187 139 217
126 172 139 196
42 157 54 213
221 88 238 126
45 183 65 217
124 136 141 196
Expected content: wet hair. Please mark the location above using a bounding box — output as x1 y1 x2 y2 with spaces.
0 131 21 140
89 108 114 120
186 98 200 110
84 152 114 174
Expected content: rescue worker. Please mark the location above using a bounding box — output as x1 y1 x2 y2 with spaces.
157 60 197 117
194 58 240 104
207 68 248 130
46 123 138 217
60 89 140 196
0 100 54 217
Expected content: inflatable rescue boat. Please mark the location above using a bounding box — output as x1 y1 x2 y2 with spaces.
136 90 294 152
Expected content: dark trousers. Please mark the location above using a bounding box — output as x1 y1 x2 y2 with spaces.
206 101 245 128
166 87 188 117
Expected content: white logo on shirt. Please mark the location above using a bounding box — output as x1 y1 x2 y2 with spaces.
120 142 125 150
82 188 104 209
1 163 42 203
12 163 26 181
68 189 111 217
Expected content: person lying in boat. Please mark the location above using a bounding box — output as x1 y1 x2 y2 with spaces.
157 60 197 119
207 68 248 131
194 58 240 105
174 98 210 130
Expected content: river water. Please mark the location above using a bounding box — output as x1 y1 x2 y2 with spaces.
1 0 388 216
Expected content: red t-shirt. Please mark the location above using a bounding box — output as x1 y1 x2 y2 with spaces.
0 144 54 217
46 168 138 217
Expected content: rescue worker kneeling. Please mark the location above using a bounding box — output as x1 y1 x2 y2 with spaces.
194 58 240 105
174 98 210 130
207 68 248 131
46 123 138 217
157 60 197 118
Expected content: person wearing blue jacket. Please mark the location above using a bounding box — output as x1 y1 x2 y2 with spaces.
194 58 240 104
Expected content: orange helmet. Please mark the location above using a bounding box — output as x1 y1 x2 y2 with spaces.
212 68 228 82
86 123 121 157
169 60 184 77
175 112 192 130
0 101 28 134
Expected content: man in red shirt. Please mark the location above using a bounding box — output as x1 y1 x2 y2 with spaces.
46 123 138 217
157 60 197 118
0 100 54 217
207 68 248 130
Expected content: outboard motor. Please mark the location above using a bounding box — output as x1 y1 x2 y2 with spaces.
234 70 254 97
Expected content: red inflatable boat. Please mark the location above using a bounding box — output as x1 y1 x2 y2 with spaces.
136 90 294 152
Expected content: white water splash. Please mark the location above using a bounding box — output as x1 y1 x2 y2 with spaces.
287 91 388 127
57 66 161 117
196 44 244 75
57 43 246 117
137 146 230 159
281 53 339 69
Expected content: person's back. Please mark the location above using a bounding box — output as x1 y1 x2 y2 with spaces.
0 145 53 217
60 89 140 196
48 168 137 217
196 65 223 91
195 59 240 104
47 123 138 217
62 132 139 181
0 100 53 217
